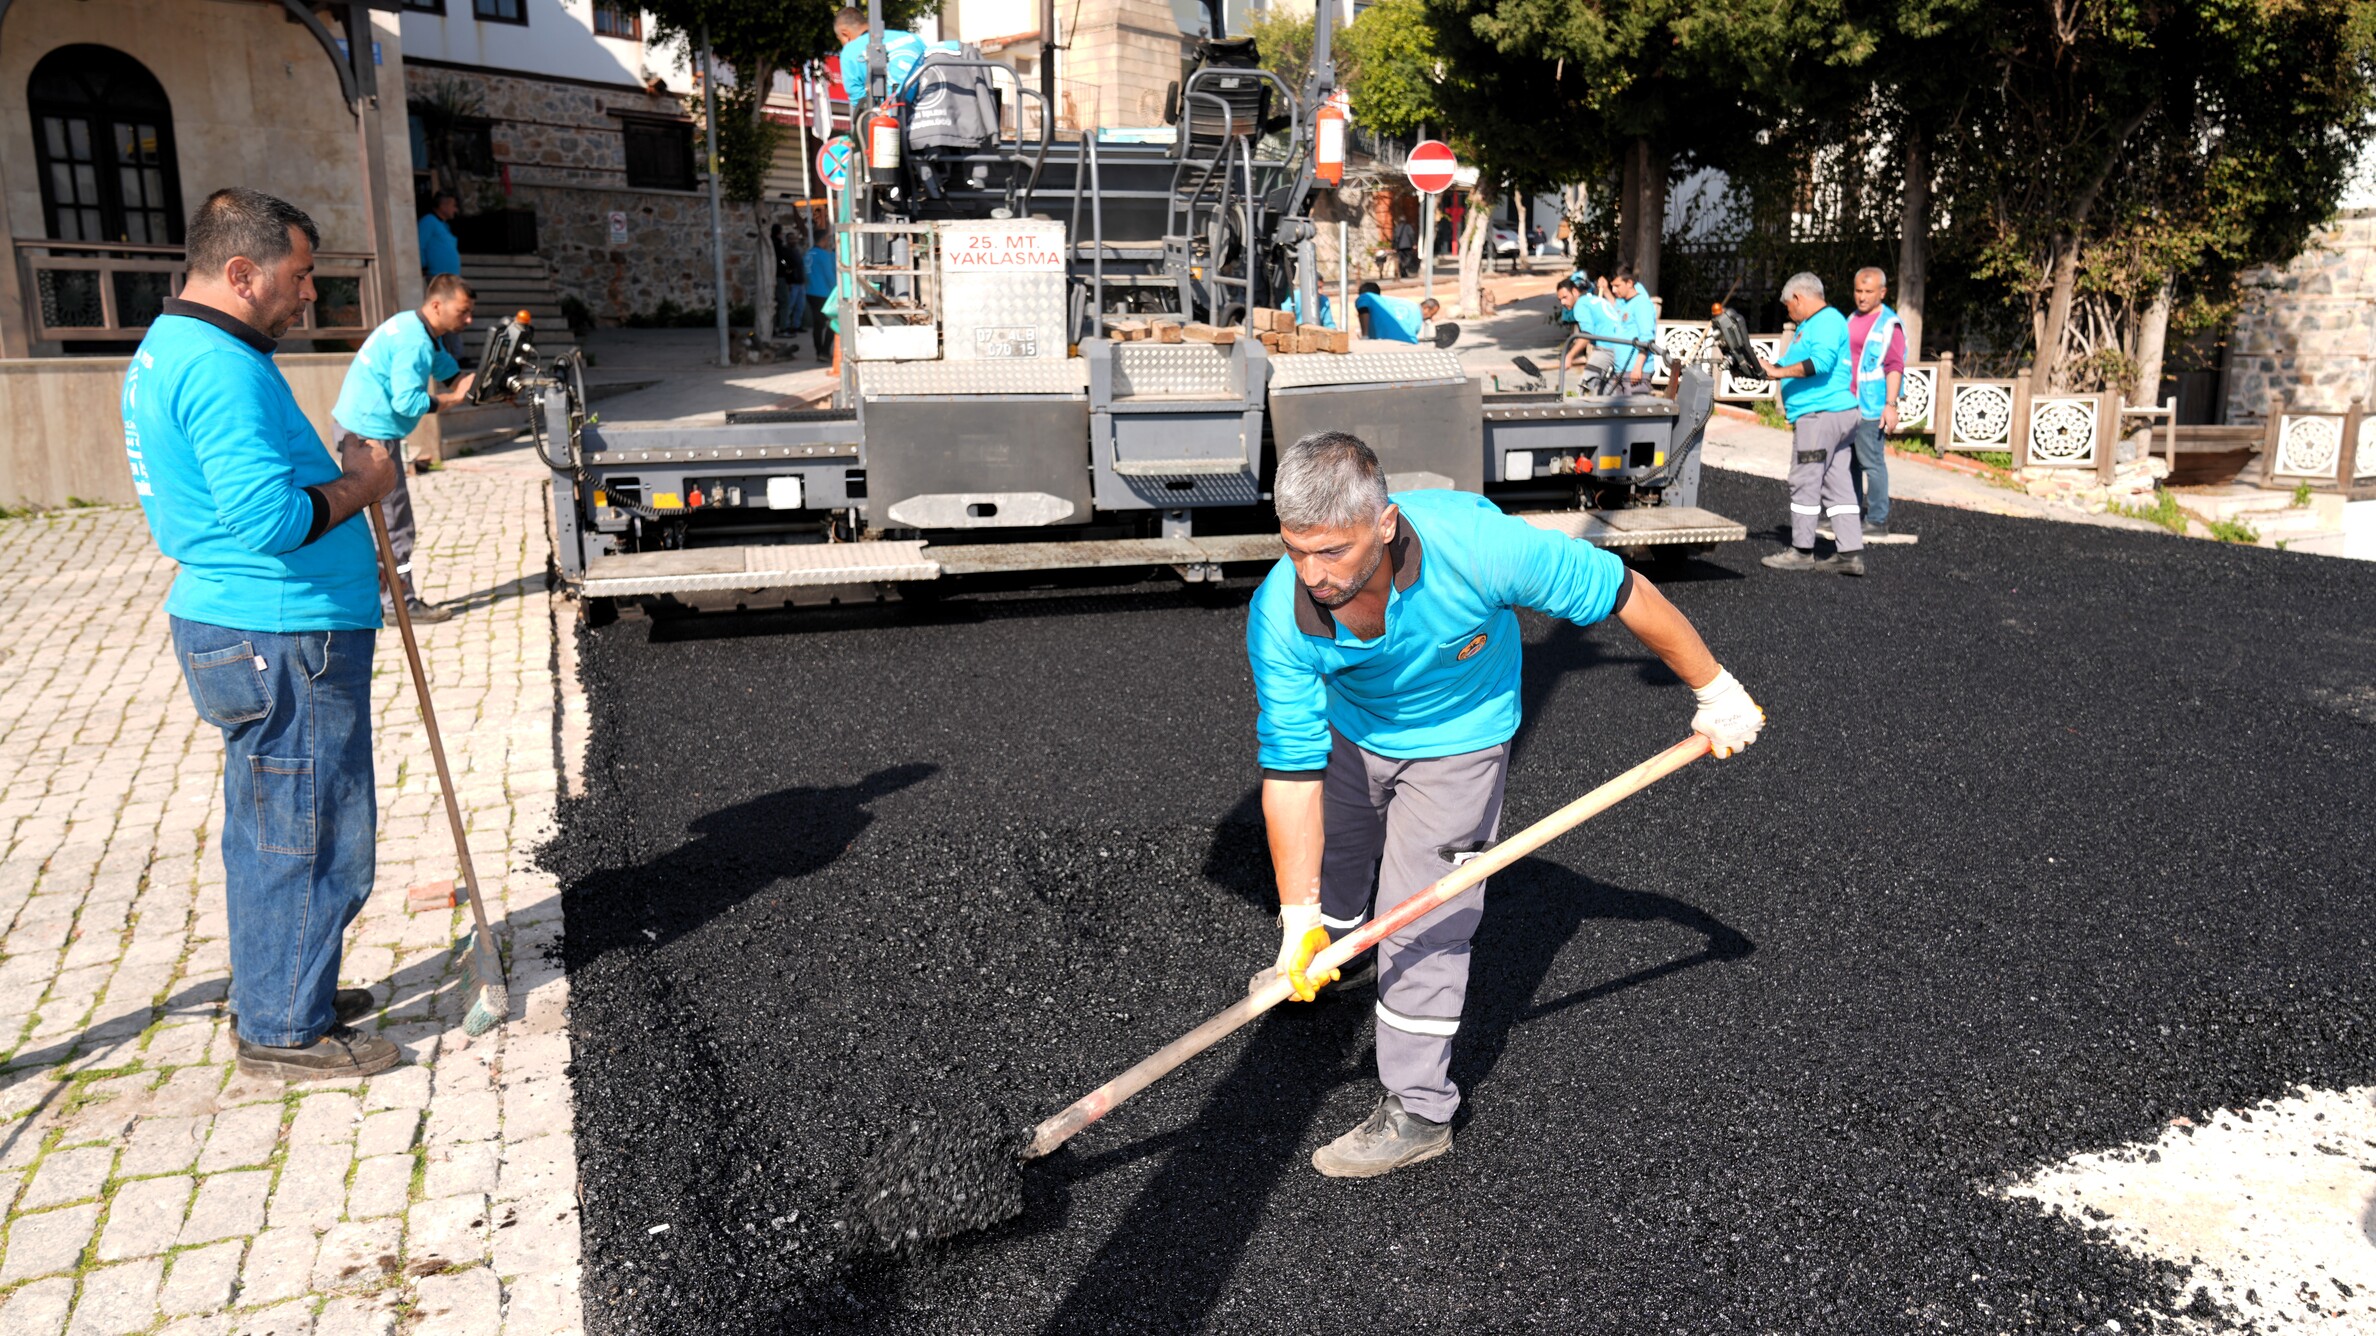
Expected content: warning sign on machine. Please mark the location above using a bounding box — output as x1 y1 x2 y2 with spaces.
940 221 1065 272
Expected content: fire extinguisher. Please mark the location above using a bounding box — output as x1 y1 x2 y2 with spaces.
1313 100 1346 186
864 104 903 184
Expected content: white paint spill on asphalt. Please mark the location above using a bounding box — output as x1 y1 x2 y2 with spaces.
2007 1086 2376 1331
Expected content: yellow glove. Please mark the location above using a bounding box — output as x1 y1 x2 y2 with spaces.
1273 903 1340 1002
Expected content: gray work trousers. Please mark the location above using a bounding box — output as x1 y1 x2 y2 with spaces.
1788 407 1865 553
338 430 418 600
1318 728 1510 1123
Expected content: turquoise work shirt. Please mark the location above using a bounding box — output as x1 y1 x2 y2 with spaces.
805 244 836 299
1248 488 1631 771
1356 291 1423 343
124 301 381 632
417 213 461 277
840 30 927 98
1776 305 1858 422
1282 290 1338 331
332 311 461 442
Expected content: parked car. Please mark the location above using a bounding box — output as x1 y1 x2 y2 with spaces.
1489 225 1522 257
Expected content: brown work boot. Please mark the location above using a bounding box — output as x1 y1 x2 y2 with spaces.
1312 1092 1452 1179
236 1024 401 1083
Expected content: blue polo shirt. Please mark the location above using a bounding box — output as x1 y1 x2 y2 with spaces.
1356 291 1423 343
840 29 928 98
124 301 380 631
332 311 461 442
417 212 461 277
1776 305 1857 422
805 244 836 299
1248 488 1631 771
1615 287 1658 374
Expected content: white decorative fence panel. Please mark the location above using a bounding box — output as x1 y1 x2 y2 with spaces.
1946 380 2019 453
2026 395 2105 469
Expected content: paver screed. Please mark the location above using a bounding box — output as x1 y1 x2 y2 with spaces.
0 443 581 1335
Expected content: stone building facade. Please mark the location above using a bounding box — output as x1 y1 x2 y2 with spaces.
2224 209 2376 421
405 61 798 325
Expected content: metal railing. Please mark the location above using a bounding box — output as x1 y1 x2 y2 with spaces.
13 240 380 343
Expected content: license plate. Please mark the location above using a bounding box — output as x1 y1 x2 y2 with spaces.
975 327 1040 358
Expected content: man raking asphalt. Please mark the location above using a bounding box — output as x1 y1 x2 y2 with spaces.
849 432 1762 1241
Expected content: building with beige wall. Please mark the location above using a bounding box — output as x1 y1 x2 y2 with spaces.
0 0 416 356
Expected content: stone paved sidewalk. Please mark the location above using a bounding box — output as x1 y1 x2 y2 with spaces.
0 443 580 1335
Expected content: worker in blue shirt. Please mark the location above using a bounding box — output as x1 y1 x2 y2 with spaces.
1354 281 1436 343
805 222 837 362
415 192 465 362
1282 288 1337 330
124 188 403 1083
1555 278 1626 384
1247 432 1765 1177
331 273 482 622
1604 266 1660 384
834 7 928 100
1757 271 1867 574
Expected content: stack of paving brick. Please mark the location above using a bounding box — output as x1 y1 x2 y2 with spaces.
1102 311 1351 354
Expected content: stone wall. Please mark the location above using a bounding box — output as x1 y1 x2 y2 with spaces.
2225 209 2376 421
406 63 807 324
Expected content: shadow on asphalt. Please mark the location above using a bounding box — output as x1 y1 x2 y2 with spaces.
562 764 938 962
1027 864 1753 1335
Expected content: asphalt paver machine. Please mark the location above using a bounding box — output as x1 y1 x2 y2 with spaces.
498 0 1745 614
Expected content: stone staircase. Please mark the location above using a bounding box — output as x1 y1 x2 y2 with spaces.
2171 484 2352 554
457 253 578 367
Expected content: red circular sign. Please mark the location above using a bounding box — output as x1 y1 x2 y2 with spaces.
1406 139 1457 194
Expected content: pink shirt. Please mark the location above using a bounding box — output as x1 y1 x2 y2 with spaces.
1848 307 1907 376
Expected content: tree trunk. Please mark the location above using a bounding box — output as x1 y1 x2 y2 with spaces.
1634 141 1666 297
1896 131 1929 359
2034 232 2082 392
755 228 777 347
2032 104 2152 392
1617 145 1642 272
1457 181 1496 318
2133 276 2174 410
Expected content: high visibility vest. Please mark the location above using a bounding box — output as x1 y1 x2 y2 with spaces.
1854 304 1899 419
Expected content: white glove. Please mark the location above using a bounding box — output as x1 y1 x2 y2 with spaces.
1274 902 1322 971
1690 668 1765 758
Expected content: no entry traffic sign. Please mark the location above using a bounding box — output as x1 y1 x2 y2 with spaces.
1406 139 1457 195
816 136 857 191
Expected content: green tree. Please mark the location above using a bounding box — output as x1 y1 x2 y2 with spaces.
1935 0 2376 392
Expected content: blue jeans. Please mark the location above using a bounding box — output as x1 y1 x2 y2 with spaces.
170 617 378 1047
1850 416 1891 528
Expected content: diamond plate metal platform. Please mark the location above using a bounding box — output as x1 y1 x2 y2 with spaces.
571 508 1745 598
1268 348 1466 390
580 542 938 596
1516 506 1748 547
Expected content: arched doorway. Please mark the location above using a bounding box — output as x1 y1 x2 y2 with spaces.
28 44 182 245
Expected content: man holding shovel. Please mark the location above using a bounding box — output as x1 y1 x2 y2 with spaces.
1247 432 1764 1177
122 189 403 1081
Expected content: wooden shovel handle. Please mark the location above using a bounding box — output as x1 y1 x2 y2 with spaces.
1023 733 1713 1160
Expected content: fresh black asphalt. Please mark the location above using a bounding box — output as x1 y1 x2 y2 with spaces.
544 469 2376 1334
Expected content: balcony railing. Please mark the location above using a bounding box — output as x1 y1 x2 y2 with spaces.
13 239 380 344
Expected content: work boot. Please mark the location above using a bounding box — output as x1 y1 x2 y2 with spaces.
1760 547 1823 571
404 597 455 624
236 1024 401 1083
1312 1092 1452 1179
229 987 376 1040
1822 552 1868 577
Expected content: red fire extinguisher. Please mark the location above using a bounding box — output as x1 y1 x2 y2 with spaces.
1313 99 1346 186
864 105 903 184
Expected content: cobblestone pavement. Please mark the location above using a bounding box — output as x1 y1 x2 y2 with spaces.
0 443 580 1335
